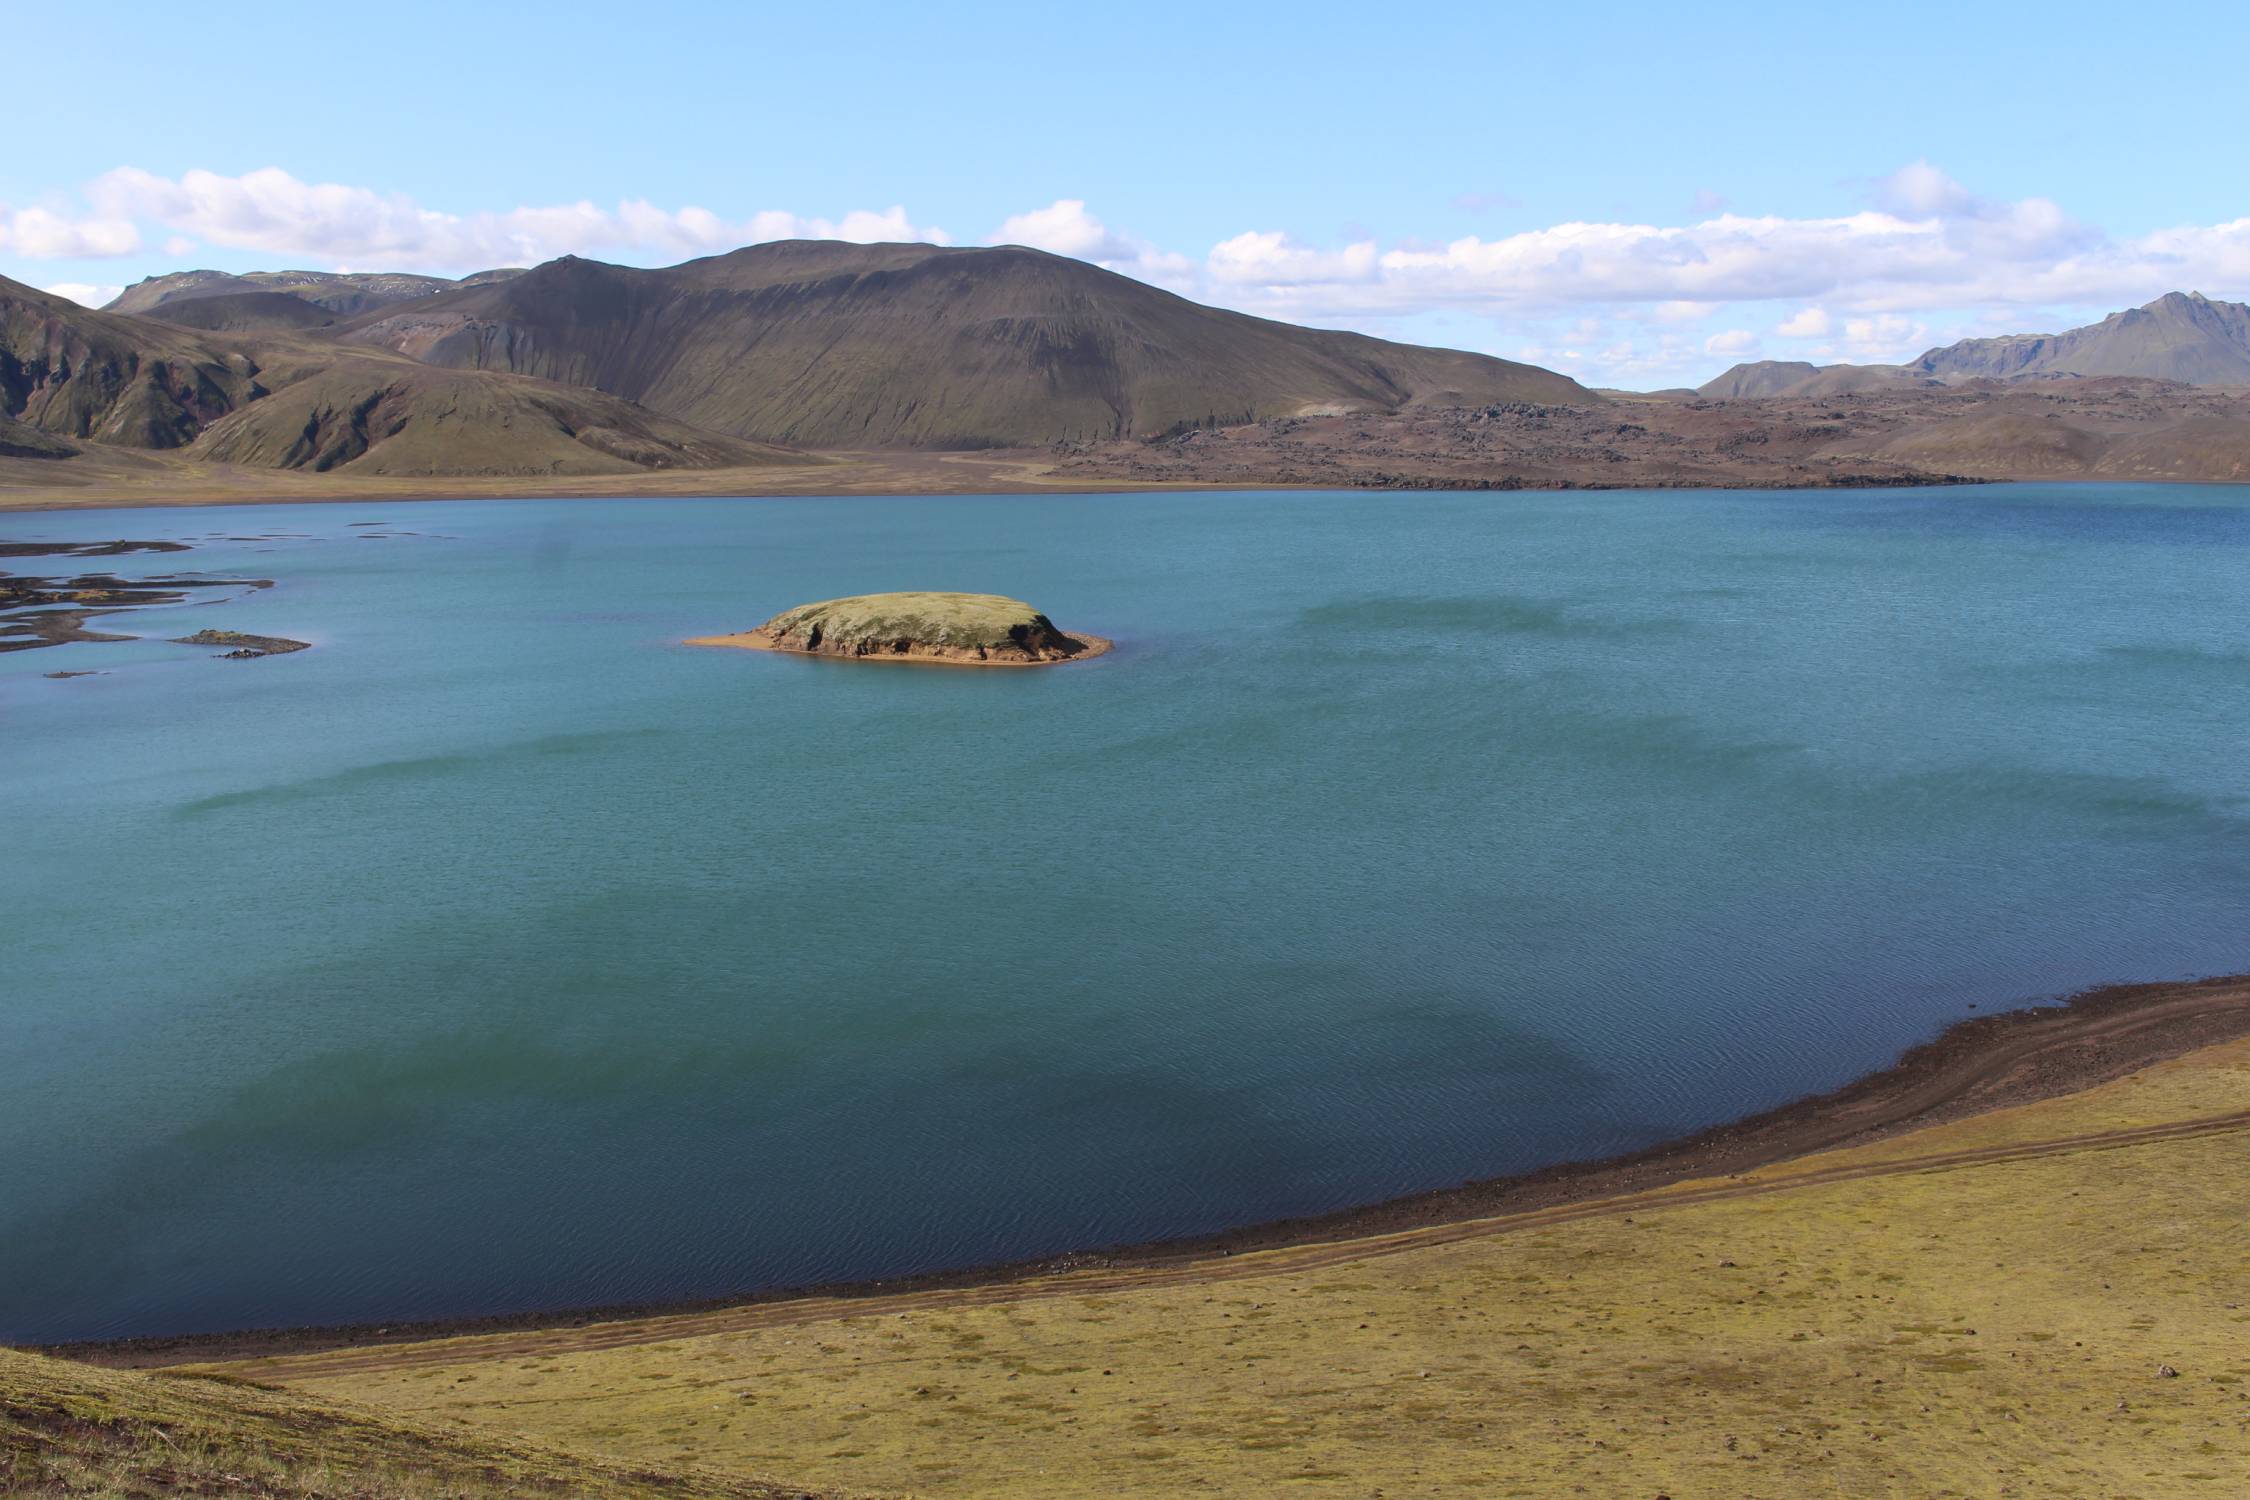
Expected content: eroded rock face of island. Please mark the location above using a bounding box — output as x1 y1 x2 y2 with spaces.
688 592 1109 666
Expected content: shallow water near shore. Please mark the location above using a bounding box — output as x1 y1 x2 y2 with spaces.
5 484 2249 1343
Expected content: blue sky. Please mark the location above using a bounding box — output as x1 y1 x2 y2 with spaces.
8 0 2247 387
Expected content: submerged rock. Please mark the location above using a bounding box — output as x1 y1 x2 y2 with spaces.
688 592 1109 667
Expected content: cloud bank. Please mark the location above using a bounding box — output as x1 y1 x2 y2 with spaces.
10 167 952 272
9 162 2250 385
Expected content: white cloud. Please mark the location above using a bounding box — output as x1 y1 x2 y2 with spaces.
21 161 2246 328
66 167 949 270
13 161 2250 393
746 205 952 246
1874 160 1976 218
990 199 1194 290
1207 231 1380 287
995 199 1134 261
1156 166 2226 332
44 282 125 307
0 206 140 258
1839 314 1929 359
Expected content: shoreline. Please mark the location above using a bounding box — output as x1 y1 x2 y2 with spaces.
44 969 2250 1370
685 628 1113 666
9 471 2237 521
14 453 2230 519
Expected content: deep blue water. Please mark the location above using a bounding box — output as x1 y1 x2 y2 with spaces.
4 485 2248 1343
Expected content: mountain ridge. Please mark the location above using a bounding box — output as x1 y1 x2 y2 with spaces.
1698 291 2250 398
336 240 1594 448
109 267 527 317
1908 291 2250 384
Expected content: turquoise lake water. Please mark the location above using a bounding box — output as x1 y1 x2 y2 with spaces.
4 485 2248 1342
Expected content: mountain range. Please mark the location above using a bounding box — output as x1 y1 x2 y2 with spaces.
1699 292 2250 399
4 246 2249 496
331 241 1582 448
0 242 1584 483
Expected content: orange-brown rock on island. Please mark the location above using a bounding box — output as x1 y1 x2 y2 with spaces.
687 592 1110 666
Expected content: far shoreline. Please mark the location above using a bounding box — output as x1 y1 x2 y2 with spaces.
18 447 2196 518
17 469 2246 521
43 969 2250 1370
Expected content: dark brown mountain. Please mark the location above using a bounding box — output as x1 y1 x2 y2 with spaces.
340 241 1593 448
0 277 263 447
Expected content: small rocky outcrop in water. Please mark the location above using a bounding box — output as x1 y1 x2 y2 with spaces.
172 629 309 659
688 592 1109 666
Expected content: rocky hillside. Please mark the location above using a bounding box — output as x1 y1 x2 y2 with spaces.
0 277 262 447
341 240 1592 448
1048 377 2250 488
1 272 797 479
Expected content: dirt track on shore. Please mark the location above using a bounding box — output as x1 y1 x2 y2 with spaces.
62 973 2247 1376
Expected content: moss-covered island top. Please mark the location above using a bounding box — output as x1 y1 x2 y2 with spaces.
686 591 1110 666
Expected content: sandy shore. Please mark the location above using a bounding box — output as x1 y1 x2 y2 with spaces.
48 970 2250 1369
686 628 1112 666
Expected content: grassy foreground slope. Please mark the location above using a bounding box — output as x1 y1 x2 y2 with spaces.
0 1349 838 1499
230 1038 2250 1498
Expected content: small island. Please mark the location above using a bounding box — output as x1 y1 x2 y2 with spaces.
688 592 1110 666
172 629 310 659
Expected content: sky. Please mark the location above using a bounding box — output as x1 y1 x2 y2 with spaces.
7 0 2248 389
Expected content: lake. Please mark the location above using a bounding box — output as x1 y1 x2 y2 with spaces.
5 484 2248 1342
